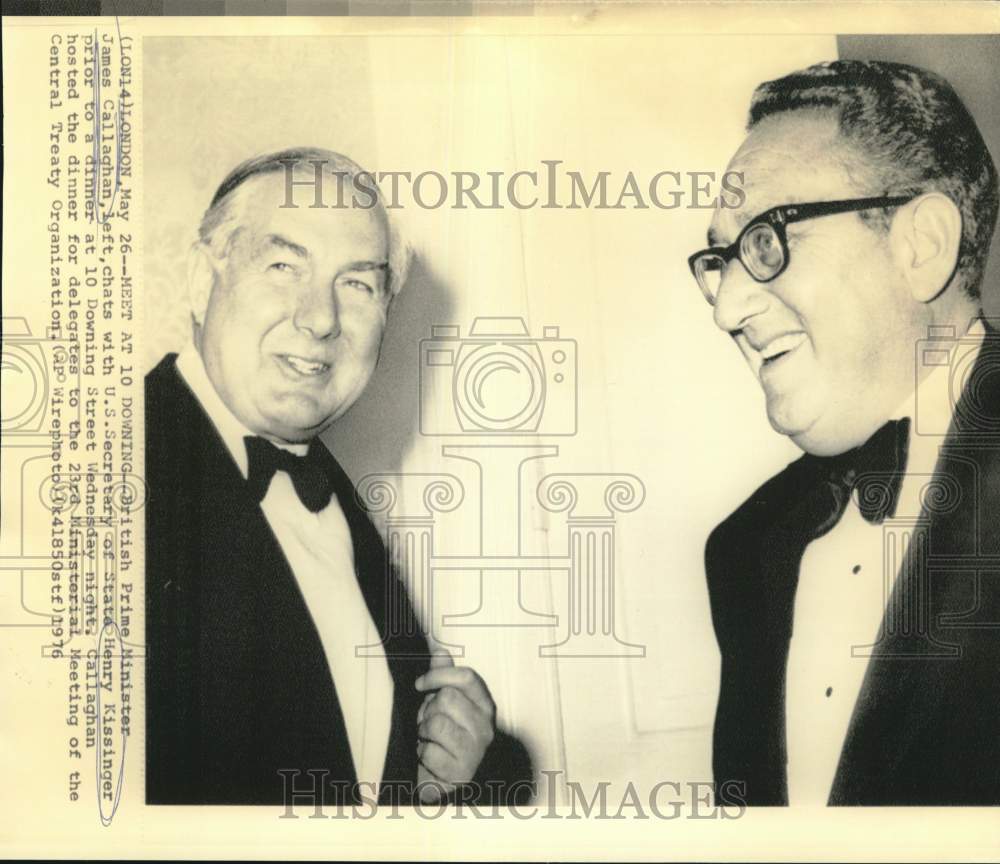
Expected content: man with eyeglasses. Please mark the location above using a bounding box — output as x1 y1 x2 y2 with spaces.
691 60 1000 805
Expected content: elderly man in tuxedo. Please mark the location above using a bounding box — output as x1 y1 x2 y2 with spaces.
145 148 527 806
690 61 1000 805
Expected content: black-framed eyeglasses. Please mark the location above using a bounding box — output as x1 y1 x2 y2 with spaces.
687 195 917 306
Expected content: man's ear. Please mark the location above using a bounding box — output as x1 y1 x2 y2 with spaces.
187 243 217 327
890 192 962 303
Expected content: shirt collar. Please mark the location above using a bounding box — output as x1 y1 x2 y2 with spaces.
176 342 308 479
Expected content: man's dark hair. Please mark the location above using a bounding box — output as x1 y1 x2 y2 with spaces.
749 60 999 301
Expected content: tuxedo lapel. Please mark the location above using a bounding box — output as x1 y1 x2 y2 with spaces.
829 454 975 803
316 445 429 799
147 355 358 803
708 456 826 804
830 321 1000 804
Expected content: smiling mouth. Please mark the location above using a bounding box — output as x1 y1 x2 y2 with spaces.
278 354 331 377
759 332 808 365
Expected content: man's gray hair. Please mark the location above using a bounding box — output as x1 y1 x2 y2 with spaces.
749 60 998 302
197 147 412 296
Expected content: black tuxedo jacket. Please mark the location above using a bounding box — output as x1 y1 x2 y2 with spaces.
145 354 530 805
707 323 1000 805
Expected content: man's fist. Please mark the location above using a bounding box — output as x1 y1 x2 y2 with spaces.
414 648 496 802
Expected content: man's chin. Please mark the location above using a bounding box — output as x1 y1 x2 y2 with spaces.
766 392 879 456
780 418 852 457
765 398 822 453
257 390 339 437
257 408 337 444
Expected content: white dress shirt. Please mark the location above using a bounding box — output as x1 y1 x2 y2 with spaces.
176 344 394 792
785 320 985 804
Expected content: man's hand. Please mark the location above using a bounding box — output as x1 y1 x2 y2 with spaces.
414 648 496 802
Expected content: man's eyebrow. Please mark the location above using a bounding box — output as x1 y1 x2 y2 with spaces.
707 226 723 247
261 234 309 258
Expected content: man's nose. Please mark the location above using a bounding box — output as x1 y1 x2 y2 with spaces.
293 280 341 340
712 261 769 334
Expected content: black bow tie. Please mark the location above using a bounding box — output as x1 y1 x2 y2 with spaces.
805 417 911 539
244 435 334 513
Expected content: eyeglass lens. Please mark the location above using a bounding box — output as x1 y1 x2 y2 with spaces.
741 223 785 280
695 223 786 302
